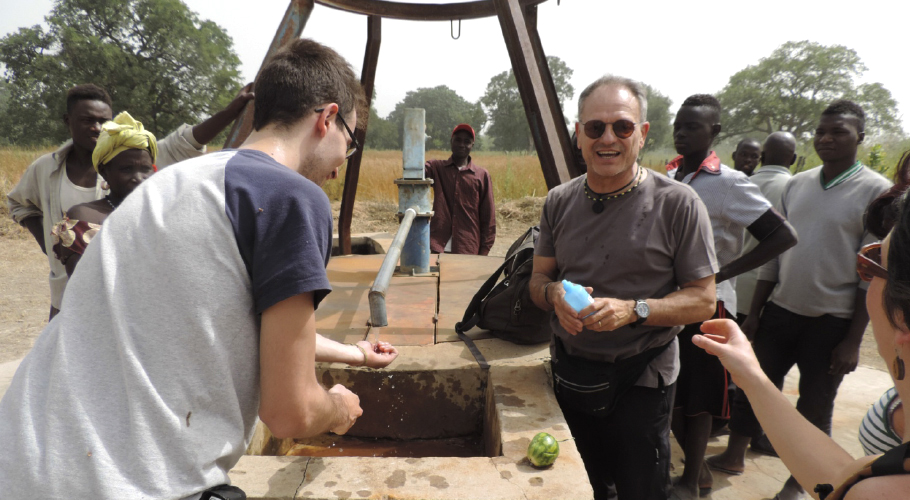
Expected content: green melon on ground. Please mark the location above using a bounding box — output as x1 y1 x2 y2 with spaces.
527 432 559 467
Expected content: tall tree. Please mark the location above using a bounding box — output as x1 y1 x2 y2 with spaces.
642 84 673 150
481 56 574 152
716 41 903 141
364 106 399 150
0 0 242 145
386 86 486 151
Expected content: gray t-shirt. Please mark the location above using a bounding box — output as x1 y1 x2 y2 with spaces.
735 165 792 315
758 165 891 318
669 161 773 315
536 171 717 386
0 150 334 499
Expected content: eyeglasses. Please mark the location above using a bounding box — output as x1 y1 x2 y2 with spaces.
579 119 640 140
857 242 888 282
315 108 359 159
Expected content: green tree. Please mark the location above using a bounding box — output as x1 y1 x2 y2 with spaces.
481 56 573 152
386 86 486 151
364 106 399 150
716 41 903 141
642 84 673 150
0 0 242 145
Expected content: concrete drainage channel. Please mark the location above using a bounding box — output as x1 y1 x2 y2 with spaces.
231 342 594 499
250 364 496 459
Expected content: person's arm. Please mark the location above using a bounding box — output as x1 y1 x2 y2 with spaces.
532 253 716 334
743 279 777 339
829 289 869 375
191 83 254 145
477 170 496 256
716 211 797 283
693 319 862 497
531 254 587 334
315 334 399 368
259 292 363 438
8 157 48 252
21 216 46 254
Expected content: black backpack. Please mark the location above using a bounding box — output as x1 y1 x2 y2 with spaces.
455 226 551 345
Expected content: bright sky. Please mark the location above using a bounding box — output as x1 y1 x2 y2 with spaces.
3 0 909 136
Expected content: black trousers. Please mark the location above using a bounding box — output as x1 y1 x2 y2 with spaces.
558 380 675 500
729 301 851 438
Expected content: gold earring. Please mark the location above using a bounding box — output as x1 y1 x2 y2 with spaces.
101 181 110 191
893 346 906 381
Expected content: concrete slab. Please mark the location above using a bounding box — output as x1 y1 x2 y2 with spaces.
319 254 384 342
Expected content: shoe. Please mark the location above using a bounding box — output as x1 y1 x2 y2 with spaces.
704 455 743 476
671 476 712 498
750 434 778 457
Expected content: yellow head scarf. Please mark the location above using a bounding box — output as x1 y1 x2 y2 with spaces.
92 111 159 171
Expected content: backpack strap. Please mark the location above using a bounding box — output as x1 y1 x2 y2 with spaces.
816 442 910 500
871 441 910 476
456 329 490 371
452 257 508 371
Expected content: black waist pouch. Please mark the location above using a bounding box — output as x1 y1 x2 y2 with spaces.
552 336 671 417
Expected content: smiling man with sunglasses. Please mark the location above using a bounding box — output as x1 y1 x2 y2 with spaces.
529 75 719 500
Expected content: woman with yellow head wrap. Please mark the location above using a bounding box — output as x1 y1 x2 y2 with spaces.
91 111 158 171
52 111 159 277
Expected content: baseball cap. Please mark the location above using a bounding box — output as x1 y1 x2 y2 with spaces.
452 123 475 140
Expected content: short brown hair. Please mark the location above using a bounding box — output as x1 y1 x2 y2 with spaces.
66 84 112 114
253 39 366 131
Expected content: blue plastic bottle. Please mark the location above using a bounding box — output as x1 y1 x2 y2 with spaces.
562 280 594 315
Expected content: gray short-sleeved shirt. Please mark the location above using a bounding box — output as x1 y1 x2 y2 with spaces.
735 165 792 314
757 165 891 318
536 171 717 386
669 159 773 315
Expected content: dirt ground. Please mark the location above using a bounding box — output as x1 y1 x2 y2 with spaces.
0 197 886 373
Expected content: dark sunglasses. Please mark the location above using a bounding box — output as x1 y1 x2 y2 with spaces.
315 108 359 159
857 242 888 282
580 119 640 140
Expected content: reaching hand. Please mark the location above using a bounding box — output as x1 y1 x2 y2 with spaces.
328 384 362 435
225 83 255 117
741 314 760 340
692 319 766 387
356 340 399 368
829 339 860 375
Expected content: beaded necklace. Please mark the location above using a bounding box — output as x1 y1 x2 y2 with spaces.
104 195 119 210
584 166 643 214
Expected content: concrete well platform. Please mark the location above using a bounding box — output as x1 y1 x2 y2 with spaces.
0 235 894 500
231 251 593 499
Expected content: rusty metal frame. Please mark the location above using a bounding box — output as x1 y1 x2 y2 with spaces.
339 15 382 255
493 0 577 188
223 0 315 148
223 0 576 254
317 0 547 21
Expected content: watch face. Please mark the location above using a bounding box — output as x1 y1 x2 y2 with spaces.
636 301 649 318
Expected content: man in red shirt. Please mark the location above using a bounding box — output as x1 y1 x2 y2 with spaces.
425 124 496 255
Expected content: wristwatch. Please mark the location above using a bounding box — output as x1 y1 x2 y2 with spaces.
632 299 650 327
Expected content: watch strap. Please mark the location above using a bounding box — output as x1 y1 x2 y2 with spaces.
632 299 648 327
